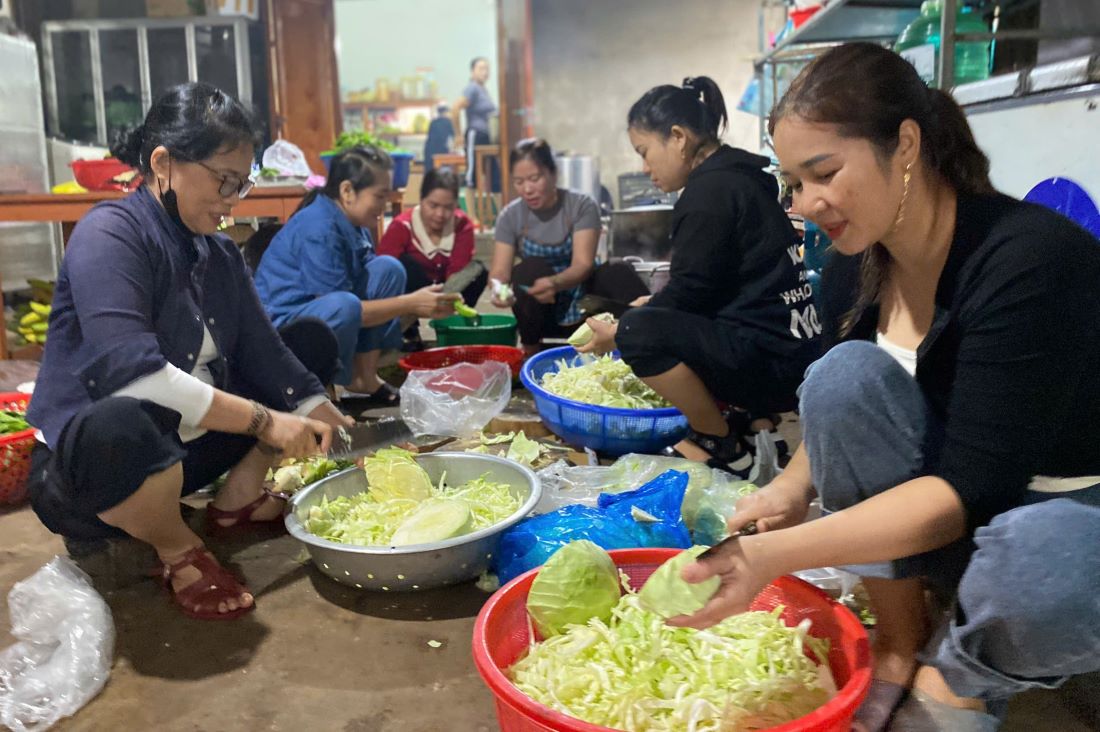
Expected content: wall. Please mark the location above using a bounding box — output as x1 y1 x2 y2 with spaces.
334 0 497 105
531 0 764 204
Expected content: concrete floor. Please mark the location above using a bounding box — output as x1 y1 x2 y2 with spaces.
1 365 1097 731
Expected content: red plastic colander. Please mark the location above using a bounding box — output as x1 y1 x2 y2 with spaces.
472 547 872 732
399 345 526 378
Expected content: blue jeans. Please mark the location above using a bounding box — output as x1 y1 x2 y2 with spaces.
800 340 1100 702
271 255 405 386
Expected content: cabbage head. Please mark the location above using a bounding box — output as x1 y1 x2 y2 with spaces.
527 540 621 637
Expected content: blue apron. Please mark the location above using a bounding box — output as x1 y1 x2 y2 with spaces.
520 208 588 325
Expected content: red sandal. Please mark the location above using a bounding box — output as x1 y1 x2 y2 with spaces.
204 492 287 537
162 546 255 620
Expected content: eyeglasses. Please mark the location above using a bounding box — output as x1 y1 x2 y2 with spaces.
195 160 254 199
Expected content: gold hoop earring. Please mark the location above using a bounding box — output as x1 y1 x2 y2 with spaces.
892 162 913 231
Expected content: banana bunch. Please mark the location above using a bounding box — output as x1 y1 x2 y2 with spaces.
10 279 54 346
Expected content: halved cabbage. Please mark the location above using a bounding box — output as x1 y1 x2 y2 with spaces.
638 545 720 619
526 540 621 637
390 499 472 546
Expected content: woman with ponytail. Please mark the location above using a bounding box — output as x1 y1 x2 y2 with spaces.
669 44 1100 731
25 83 352 621
580 76 819 474
254 146 460 405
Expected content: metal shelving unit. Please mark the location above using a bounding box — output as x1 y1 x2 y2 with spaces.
752 0 1100 150
753 0 923 146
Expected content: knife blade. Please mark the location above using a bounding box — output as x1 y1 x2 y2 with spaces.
697 521 758 560
329 419 415 460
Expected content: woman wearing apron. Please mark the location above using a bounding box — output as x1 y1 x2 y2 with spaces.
489 138 648 355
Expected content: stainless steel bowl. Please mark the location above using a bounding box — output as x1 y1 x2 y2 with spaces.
285 452 541 591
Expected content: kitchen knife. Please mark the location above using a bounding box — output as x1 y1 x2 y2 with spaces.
696 521 759 560
329 419 416 461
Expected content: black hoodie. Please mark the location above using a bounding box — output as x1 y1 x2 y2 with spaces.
647 145 820 356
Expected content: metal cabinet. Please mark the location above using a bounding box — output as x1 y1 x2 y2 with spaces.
42 17 255 146
0 34 57 292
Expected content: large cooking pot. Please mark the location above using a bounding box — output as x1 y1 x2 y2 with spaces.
621 256 671 294
554 154 601 204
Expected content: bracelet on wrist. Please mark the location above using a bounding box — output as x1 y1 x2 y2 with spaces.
246 400 272 438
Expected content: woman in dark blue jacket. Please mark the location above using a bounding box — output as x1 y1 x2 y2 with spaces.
254 147 459 406
26 83 349 621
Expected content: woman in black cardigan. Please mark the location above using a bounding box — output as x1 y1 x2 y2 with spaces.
671 44 1100 732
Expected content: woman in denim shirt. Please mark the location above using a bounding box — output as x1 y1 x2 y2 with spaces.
254 147 459 406
27 83 350 621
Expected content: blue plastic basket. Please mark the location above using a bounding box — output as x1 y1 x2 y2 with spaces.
520 346 690 455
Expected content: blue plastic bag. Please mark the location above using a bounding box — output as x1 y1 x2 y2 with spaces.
493 470 692 583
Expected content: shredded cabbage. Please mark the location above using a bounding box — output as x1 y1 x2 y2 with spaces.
304 471 520 546
506 431 544 466
541 355 670 409
480 431 516 445
510 595 833 731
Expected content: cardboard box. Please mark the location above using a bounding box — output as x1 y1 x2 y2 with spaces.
145 0 205 17
205 0 259 20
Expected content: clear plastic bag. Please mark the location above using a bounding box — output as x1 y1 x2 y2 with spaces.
260 139 311 178
533 453 760 545
533 460 615 513
793 567 861 600
0 557 114 732
399 361 512 437
748 429 782 486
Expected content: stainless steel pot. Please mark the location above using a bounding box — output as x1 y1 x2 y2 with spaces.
622 256 672 294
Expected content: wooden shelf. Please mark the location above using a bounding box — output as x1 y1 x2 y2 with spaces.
343 99 436 111
0 187 406 359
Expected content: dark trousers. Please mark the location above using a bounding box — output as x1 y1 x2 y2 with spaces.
511 258 649 346
398 253 488 308
616 306 813 414
464 128 500 191
27 318 337 542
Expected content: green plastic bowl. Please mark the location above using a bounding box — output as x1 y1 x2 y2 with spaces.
429 314 518 346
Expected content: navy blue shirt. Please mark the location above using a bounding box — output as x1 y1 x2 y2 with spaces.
253 194 373 320
424 117 455 170
27 186 324 448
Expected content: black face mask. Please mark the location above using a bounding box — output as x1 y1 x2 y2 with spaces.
157 160 190 233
